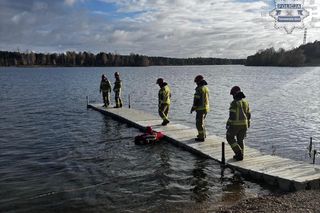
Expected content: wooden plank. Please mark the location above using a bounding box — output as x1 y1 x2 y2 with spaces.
165 129 198 140
152 123 192 132
136 119 165 127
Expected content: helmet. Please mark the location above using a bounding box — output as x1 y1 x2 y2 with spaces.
101 74 106 80
230 86 241 95
146 126 153 134
156 78 164 85
194 75 204 83
114 72 120 77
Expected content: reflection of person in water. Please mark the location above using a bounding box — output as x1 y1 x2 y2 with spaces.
190 159 209 202
151 149 171 189
220 175 245 204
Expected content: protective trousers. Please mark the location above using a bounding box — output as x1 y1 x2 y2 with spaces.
226 125 247 156
115 91 122 108
196 110 207 139
158 104 170 122
102 91 110 106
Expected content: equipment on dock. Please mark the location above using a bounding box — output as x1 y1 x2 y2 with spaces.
134 126 164 145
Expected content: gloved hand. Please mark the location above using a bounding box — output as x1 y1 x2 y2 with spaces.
190 107 195 114
248 120 251 128
226 122 230 130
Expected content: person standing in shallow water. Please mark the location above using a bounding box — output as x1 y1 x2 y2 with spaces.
99 74 111 107
113 72 123 108
190 75 210 142
156 78 171 126
226 86 251 161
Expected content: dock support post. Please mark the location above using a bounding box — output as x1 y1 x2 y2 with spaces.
309 137 313 157
86 96 89 108
128 94 131 108
221 142 225 165
313 150 317 164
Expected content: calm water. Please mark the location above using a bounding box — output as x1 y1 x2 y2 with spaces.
0 66 319 212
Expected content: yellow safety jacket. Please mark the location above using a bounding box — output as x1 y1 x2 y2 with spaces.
158 84 171 105
193 85 209 112
100 80 111 92
227 99 251 127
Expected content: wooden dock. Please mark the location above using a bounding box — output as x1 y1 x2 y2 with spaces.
88 103 320 191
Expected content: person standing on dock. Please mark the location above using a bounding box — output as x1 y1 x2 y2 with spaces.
190 75 210 142
99 74 111 107
226 86 251 161
156 78 171 126
113 72 123 108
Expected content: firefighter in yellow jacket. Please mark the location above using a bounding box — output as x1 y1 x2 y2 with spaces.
113 72 123 108
190 75 209 142
99 74 111 107
156 78 171 126
226 86 251 161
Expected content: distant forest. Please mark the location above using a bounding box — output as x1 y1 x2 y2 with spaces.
0 51 245 67
2 41 319 67
246 41 320 67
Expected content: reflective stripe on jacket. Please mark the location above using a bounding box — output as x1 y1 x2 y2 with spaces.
228 99 250 127
159 85 171 105
193 85 209 112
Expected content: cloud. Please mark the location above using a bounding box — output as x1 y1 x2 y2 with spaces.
64 0 76 6
0 0 318 58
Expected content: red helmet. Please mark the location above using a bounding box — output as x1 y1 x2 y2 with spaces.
230 86 241 95
156 78 164 84
146 126 153 134
194 75 204 83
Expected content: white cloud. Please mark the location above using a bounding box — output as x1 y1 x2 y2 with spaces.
11 11 28 24
33 2 49 11
95 0 313 58
65 0 76 6
1 0 319 58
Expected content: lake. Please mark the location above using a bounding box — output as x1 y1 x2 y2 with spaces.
0 65 319 212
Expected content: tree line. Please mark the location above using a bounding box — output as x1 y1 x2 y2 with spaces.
0 51 245 67
246 41 320 67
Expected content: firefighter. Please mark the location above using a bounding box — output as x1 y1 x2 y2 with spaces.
226 86 251 161
113 72 123 108
156 78 171 126
99 74 111 107
190 75 209 142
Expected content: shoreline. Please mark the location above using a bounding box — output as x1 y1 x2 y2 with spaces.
1 64 320 68
217 189 320 212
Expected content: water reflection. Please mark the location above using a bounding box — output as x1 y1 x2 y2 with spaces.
190 159 209 202
220 172 246 205
155 149 171 188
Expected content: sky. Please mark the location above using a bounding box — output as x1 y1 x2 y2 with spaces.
0 0 319 58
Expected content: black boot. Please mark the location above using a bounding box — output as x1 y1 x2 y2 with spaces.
161 120 170 126
233 154 243 161
195 138 205 142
